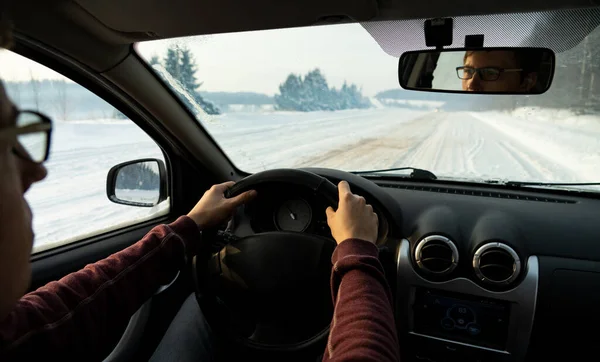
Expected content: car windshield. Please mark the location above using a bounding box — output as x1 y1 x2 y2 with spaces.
136 8 600 190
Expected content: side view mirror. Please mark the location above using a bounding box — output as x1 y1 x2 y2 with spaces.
106 159 167 207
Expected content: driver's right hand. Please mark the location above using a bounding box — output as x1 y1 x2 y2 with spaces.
325 181 378 245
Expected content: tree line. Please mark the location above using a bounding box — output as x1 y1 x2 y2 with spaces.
274 69 371 112
4 79 128 121
524 27 600 114
116 162 160 191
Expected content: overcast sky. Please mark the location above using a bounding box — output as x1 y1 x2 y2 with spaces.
0 23 401 97
138 23 401 96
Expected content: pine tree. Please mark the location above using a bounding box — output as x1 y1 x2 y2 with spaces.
149 55 160 66
164 46 181 80
274 69 371 112
303 69 330 111
274 74 303 110
179 47 198 93
158 45 219 115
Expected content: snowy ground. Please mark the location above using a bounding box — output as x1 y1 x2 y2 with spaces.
26 120 168 253
27 108 600 251
203 108 600 183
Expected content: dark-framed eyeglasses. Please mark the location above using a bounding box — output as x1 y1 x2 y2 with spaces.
456 66 523 81
0 110 53 163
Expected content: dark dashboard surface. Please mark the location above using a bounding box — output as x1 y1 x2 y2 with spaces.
305 168 600 361
306 167 600 261
380 180 600 261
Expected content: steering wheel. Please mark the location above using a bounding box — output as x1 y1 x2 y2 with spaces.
192 169 339 358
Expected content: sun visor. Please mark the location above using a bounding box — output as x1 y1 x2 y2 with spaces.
362 7 600 56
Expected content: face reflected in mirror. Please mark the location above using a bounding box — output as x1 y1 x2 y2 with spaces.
398 47 553 94
460 50 538 92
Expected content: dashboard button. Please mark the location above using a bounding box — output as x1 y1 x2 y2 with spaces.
467 322 482 335
441 317 455 330
449 305 475 326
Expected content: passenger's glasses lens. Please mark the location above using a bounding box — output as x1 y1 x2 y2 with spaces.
16 112 47 163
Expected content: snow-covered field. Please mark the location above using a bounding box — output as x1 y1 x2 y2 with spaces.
26 120 168 253
27 107 600 251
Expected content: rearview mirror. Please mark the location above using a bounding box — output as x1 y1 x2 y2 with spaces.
398 47 555 94
106 159 167 207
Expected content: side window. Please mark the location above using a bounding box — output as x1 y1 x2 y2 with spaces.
0 51 170 253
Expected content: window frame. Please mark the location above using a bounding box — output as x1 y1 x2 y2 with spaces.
132 43 251 179
7 35 181 260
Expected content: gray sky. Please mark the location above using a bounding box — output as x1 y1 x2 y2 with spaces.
0 23 401 97
137 23 401 96
0 49 66 83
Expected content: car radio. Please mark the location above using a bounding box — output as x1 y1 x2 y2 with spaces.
412 288 511 350
396 239 539 362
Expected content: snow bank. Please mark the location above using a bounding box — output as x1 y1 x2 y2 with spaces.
368 97 385 109
379 99 445 108
61 118 131 125
511 107 600 133
114 189 160 204
471 108 600 182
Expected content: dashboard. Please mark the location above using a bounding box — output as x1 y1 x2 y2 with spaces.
229 168 600 361
240 180 390 243
373 174 600 362
302 169 600 361
244 183 332 237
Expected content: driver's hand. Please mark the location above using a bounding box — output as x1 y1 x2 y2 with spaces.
187 181 257 229
326 181 378 245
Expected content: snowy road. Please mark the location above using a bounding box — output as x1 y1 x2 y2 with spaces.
28 108 600 250
290 111 599 183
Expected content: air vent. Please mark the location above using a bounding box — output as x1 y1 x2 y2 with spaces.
414 235 459 274
379 183 575 204
473 243 521 285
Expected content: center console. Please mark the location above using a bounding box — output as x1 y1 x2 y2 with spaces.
396 239 539 362
413 288 510 351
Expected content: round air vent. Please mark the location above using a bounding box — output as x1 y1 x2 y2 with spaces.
473 243 521 285
414 235 459 274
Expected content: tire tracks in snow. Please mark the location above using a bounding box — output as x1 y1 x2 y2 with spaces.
295 110 570 181
496 140 577 182
469 113 578 182
392 113 473 174
469 112 587 182
495 141 546 180
466 136 484 175
293 112 442 170
385 112 449 168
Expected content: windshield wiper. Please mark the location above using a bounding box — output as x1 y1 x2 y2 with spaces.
503 181 600 187
352 167 437 180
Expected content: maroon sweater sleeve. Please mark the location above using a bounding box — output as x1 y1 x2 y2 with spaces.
0 216 200 361
322 239 400 362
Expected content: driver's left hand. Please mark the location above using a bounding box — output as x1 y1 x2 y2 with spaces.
187 181 257 229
